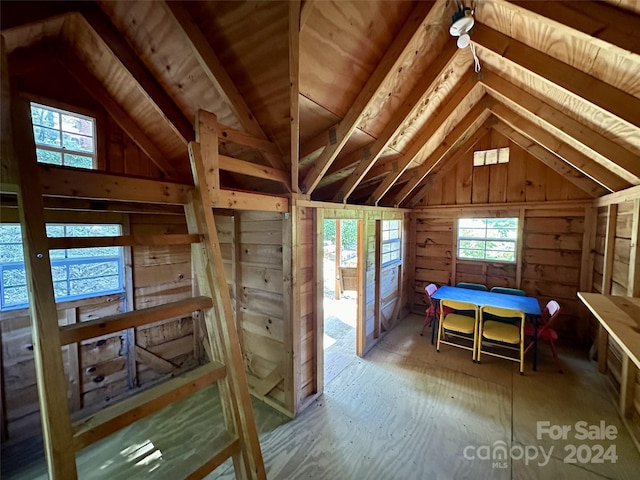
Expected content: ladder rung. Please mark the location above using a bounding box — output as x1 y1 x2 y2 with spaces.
186 433 241 480
72 362 226 450
59 296 213 345
48 234 201 249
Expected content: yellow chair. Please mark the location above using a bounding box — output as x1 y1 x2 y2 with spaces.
436 299 479 361
478 306 526 374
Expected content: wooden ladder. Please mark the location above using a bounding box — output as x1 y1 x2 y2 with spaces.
9 96 266 479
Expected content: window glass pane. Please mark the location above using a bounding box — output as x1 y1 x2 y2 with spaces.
486 218 516 229
3 286 28 307
62 132 94 153
49 249 66 260
486 250 515 262
459 228 486 238
459 249 484 260
459 239 485 250
459 218 486 229
63 154 93 169
486 228 517 239
53 281 69 298
51 265 67 282
33 126 61 147
36 149 63 165
61 114 93 136
70 275 119 296
2 268 26 287
31 105 60 129
46 225 65 237
69 261 119 279
486 241 515 252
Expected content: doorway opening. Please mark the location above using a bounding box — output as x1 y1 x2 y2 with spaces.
322 219 360 386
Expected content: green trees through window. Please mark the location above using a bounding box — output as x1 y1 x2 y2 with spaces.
382 220 401 265
457 218 518 262
30 103 95 169
0 224 124 310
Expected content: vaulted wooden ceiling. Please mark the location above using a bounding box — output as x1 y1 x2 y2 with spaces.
2 0 639 207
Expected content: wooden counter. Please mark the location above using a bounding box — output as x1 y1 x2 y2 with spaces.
578 292 640 419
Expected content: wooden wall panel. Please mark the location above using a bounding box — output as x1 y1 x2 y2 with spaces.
411 202 589 345
419 131 591 206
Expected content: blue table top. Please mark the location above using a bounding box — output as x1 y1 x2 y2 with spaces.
431 285 542 316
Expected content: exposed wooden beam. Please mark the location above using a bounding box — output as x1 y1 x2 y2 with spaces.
511 1 640 56
1 35 17 192
79 3 194 143
473 23 640 128
481 71 640 184
489 102 631 192
390 101 492 206
492 121 608 198
164 1 285 171
60 53 180 180
367 75 482 205
195 111 220 203
0 1 77 30
333 44 461 203
405 121 493 208
38 163 192 205
300 1 435 194
289 0 301 193
300 0 316 30
220 155 289 185
594 185 640 207
218 125 282 156
214 189 288 213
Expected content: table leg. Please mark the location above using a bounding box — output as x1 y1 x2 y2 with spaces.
598 325 609 374
431 299 439 345
533 315 537 371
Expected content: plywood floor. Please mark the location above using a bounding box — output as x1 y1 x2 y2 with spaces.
3 314 639 479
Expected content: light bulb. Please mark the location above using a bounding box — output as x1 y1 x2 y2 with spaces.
457 33 470 49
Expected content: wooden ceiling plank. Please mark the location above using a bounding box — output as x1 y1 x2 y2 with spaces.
367 78 483 205
80 4 194 144
490 102 631 192
300 0 436 194
333 44 461 203
511 1 640 55
164 1 285 171
473 23 640 128
481 71 640 183
290 0 301 193
492 121 608 198
61 53 180 179
390 101 492 207
404 121 494 208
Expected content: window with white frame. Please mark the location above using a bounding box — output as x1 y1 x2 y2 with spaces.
457 218 518 262
0 224 124 311
382 220 401 265
30 102 96 169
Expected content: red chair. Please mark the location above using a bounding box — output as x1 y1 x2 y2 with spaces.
420 284 438 336
524 300 562 372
